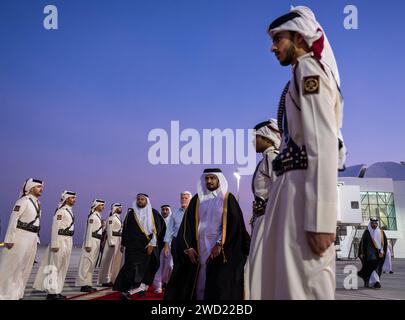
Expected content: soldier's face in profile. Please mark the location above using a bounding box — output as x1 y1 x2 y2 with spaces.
271 31 296 66
96 204 105 212
66 196 76 206
116 207 122 214
161 207 170 218
205 174 220 191
255 135 273 153
30 185 43 197
137 196 148 208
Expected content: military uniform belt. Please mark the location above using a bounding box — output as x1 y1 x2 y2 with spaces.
58 229 74 237
92 232 102 240
17 221 40 234
272 140 308 177
112 231 122 237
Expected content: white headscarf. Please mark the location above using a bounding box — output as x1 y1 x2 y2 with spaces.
269 5 340 86
160 205 172 224
368 219 383 252
90 199 105 214
110 203 122 216
132 195 155 236
269 6 347 170
197 169 228 202
253 118 282 149
20 178 43 197
57 190 76 209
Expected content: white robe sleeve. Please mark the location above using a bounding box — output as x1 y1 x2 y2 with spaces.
107 217 114 247
84 215 94 248
51 210 63 248
297 59 338 234
164 215 174 244
4 198 28 243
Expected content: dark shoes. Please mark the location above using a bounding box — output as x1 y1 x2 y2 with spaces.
46 294 67 300
389 271 394 274
120 291 132 300
80 286 97 293
373 282 382 289
102 282 114 287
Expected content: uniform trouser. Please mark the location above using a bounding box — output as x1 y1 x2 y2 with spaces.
0 230 38 300
98 244 119 285
244 215 265 300
33 237 73 294
75 238 100 287
260 170 336 300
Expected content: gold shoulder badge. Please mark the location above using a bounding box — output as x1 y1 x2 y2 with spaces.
109 220 113 224
303 75 320 95
89 219 94 223
13 205 21 212
57 215 63 220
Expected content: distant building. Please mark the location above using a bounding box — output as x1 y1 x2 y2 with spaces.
336 162 405 259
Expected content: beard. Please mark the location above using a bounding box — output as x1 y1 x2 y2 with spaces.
280 42 296 66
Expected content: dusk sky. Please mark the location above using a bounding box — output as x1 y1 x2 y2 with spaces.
1 0 404 245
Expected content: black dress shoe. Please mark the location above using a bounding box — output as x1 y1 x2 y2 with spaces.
46 294 58 300
81 286 96 293
373 282 381 289
389 271 394 274
102 282 114 287
138 290 146 298
120 291 132 300
57 294 67 300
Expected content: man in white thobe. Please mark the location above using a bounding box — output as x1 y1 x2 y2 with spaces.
260 6 346 299
98 203 123 287
0 178 44 300
75 199 105 292
244 119 281 300
33 190 76 300
153 205 173 293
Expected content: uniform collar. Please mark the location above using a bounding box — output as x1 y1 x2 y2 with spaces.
296 51 313 64
262 146 276 156
28 194 39 201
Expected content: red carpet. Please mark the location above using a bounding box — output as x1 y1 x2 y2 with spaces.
93 287 164 300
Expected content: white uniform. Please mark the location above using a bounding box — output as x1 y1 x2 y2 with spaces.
0 195 41 300
75 211 102 287
153 215 173 290
97 213 122 285
33 205 74 294
260 52 340 299
244 146 278 300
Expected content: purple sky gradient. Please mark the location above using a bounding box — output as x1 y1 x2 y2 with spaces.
1 0 404 245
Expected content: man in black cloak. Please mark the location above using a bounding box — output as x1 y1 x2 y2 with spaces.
358 218 387 288
113 193 165 299
165 168 250 300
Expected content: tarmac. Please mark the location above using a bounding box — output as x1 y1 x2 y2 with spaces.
18 247 405 300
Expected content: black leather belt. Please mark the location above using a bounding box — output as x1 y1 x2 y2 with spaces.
112 231 122 237
252 197 267 218
272 141 308 177
17 221 40 234
92 232 102 240
58 229 74 237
